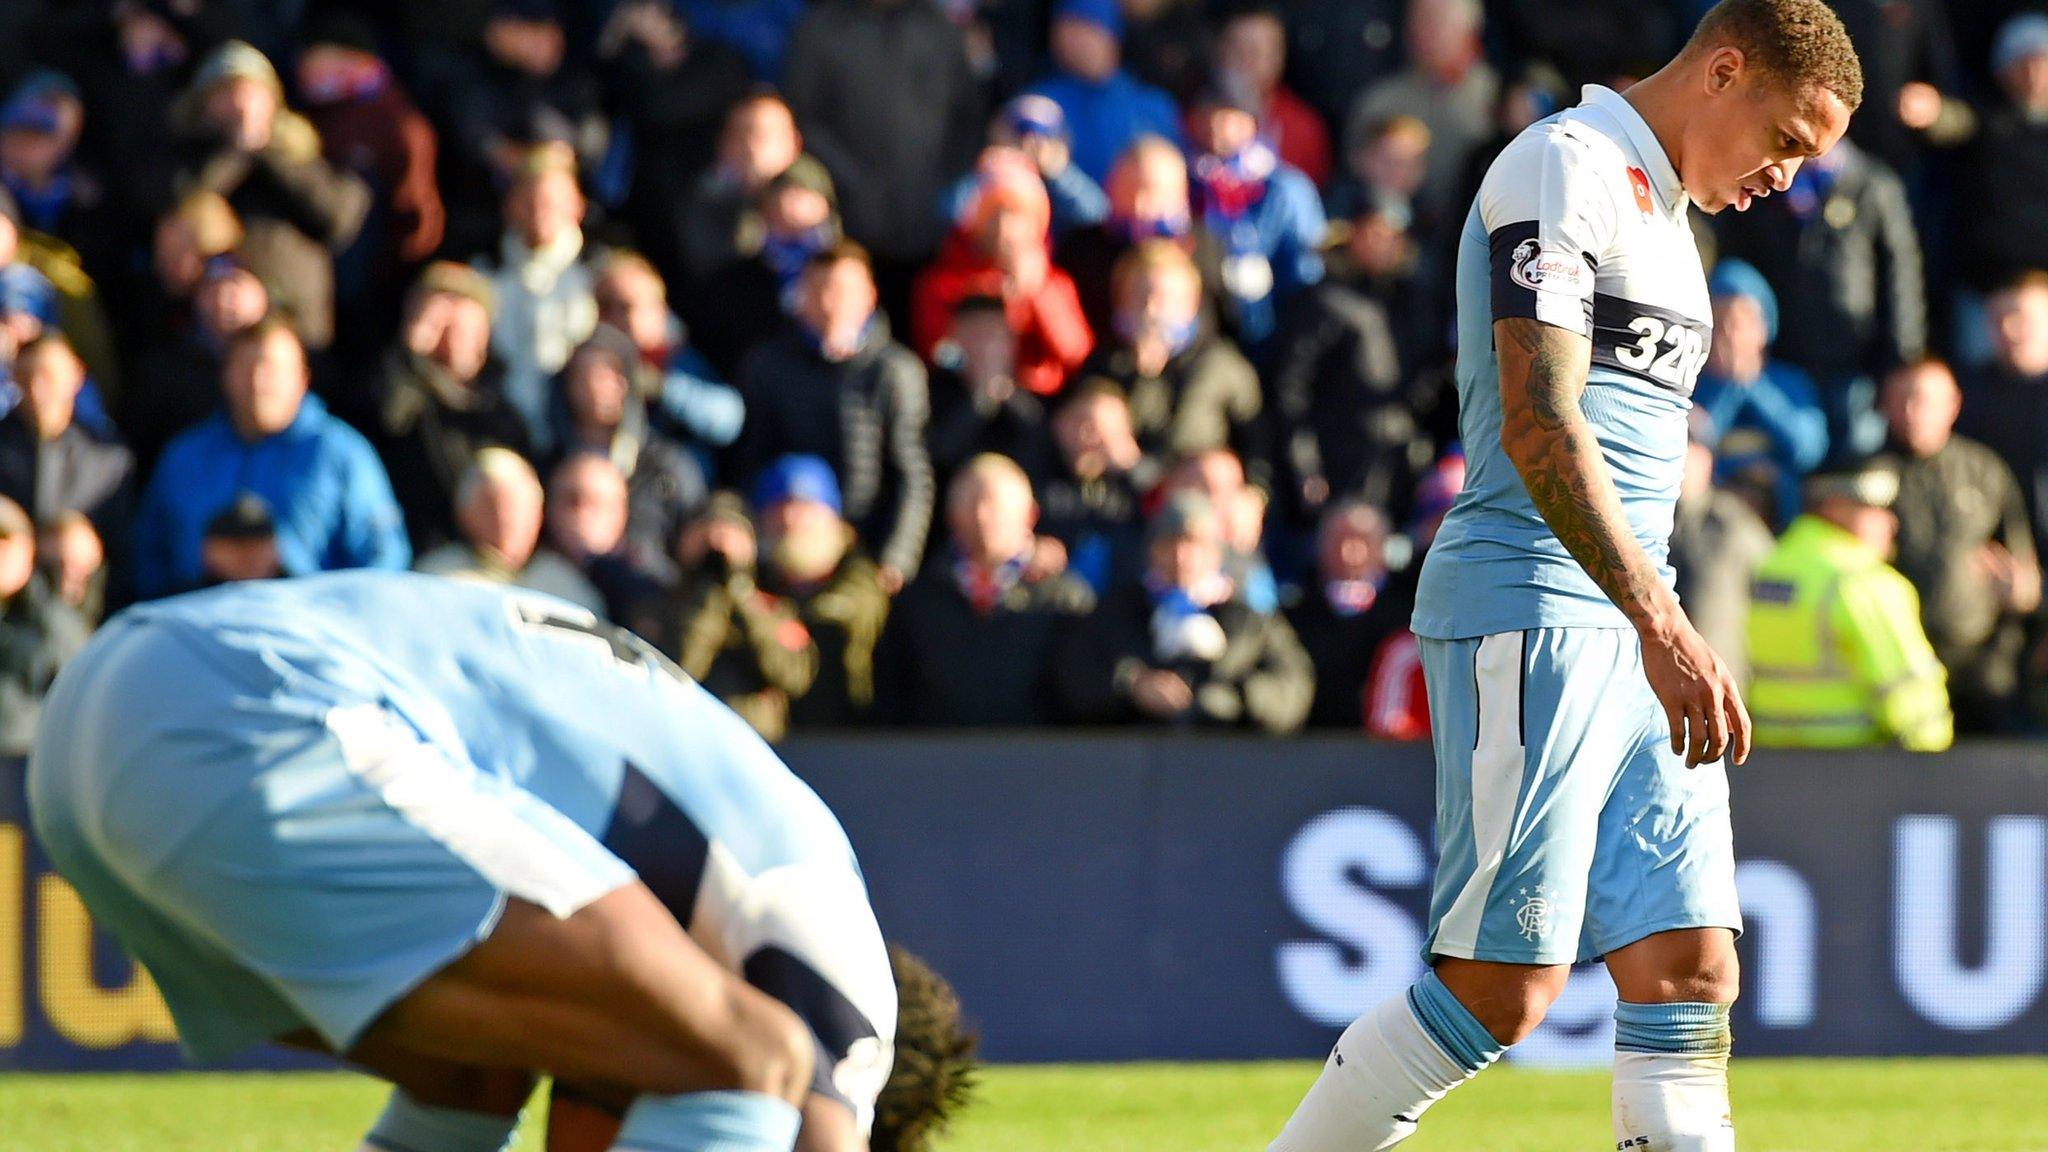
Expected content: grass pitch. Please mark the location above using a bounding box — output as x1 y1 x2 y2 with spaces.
4 1058 2046 1151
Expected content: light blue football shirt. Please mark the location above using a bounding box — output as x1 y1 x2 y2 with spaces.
1412 86 1712 640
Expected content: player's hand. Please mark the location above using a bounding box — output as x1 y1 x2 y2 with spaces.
1640 617 1750 768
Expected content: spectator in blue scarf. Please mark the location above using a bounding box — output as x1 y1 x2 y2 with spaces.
1187 85 1324 358
1693 258 1829 529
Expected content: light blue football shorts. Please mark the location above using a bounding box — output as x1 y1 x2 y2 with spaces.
26 612 636 1063
1419 628 1742 966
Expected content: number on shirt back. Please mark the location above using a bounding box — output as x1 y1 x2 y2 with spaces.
1611 315 1707 389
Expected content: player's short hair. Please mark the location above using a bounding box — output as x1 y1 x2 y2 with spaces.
1686 0 1864 110
871 944 979 1152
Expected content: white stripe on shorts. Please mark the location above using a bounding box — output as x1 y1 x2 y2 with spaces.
327 703 627 920
1434 631 1526 956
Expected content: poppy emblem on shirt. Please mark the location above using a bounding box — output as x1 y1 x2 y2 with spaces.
1628 166 1655 215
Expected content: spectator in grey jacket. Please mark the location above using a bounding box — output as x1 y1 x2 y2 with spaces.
548 324 708 566
0 494 87 756
781 0 983 281
1056 490 1313 733
738 242 934 592
1715 138 1925 463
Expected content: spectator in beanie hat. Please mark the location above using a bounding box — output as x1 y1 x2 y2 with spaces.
944 95 1110 238
1056 488 1313 732
752 453 892 728
665 491 818 742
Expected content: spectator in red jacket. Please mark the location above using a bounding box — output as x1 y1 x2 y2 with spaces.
910 146 1093 398
1213 7 1332 188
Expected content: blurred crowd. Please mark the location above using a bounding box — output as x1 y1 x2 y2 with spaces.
0 0 2042 749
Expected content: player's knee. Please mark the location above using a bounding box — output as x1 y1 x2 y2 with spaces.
1672 950 1740 1006
1470 986 1555 1046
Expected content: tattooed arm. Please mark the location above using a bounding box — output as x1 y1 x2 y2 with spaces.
1493 316 1681 634
1493 315 1749 766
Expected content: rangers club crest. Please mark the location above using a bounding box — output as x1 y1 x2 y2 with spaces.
1512 885 1559 941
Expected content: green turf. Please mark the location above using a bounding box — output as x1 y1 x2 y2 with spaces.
4 1058 2047 1151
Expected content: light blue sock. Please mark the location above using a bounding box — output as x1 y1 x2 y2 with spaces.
611 1090 802 1152
1613 1000 1733 1055
362 1090 519 1152
1407 969 1506 1073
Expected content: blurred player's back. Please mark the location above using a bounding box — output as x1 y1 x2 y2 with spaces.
58 570 856 883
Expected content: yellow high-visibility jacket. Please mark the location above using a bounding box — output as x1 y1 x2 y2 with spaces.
1746 514 1954 751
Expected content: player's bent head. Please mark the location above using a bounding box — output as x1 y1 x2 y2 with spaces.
1675 0 1862 214
871 944 979 1152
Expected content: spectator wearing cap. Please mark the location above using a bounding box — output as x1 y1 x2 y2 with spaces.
1883 358 2040 733
1692 259 1830 529
132 317 410 598
1669 422 1775 688
1056 135 1227 339
1214 7 1332 189
1346 0 1497 216
1955 14 2048 294
375 261 531 554
1023 0 1184 186
1186 83 1325 358
443 0 606 252
171 41 372 353
593 251 745 472
782 0 982 288
676 93 809 288
1056 490 1312 732
0 335 133 586
738 242 935 593
1748 458 1953 751
597 1 750 273
1284 499 1415 729
1714 135 1924 463
911 147 1094 399
1038 377 1157 596
688 157 843 377
1080 239 1267 489
877 453 1094 726
0 493 88 757
417 446 607 614
0 70 112 268
295 12 446 359
197 493 285 586
130 246 275 460
549 323 708 564
751 454 890 727
944 96 1110 239
545 453 675 628
926 294 1058 496
475 143 601 447
666 492 819 742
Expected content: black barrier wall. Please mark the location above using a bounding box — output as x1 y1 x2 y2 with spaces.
4 740 2047 1069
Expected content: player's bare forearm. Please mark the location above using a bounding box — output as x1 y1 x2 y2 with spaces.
1494 317 1681 637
